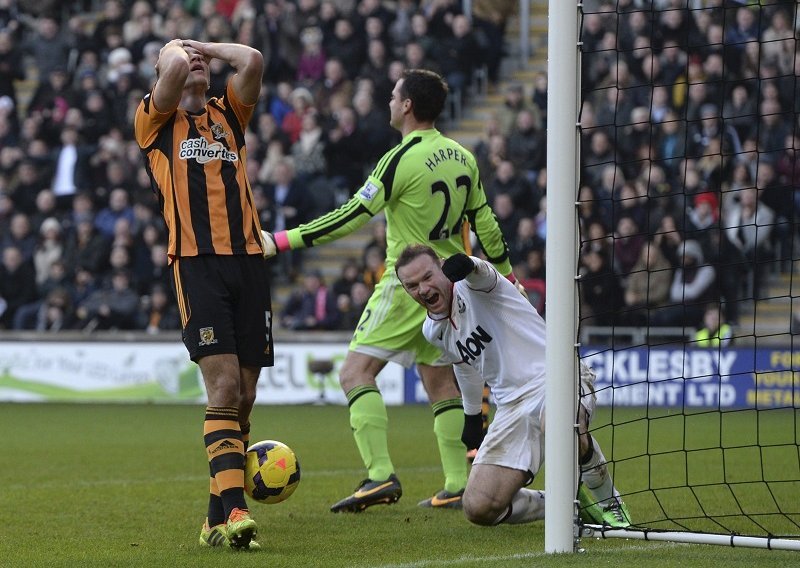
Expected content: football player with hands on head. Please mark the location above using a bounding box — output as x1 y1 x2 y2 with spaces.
395 245 632 528
263 69 521 513
135 38 271 549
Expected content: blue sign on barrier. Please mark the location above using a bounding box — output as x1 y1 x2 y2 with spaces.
403 349 800 408
581 347 800 409
404 365 426 404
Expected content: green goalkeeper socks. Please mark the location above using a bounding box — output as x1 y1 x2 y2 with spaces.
348 386 395 482
432 399 468 493
347 389 468 491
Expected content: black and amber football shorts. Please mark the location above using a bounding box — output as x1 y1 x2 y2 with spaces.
171 254 274 367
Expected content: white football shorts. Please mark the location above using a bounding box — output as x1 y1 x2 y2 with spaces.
473 362 597 478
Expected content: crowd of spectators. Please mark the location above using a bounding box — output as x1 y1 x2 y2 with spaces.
421 0 799 339
574 0 799 336
2 1 796 340
0 0 515 333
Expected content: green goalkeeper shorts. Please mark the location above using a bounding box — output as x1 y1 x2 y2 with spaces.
349 269 445 368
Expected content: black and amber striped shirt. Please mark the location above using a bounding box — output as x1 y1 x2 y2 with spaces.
134 81 263 260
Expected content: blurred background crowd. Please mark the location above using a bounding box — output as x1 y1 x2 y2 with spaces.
0 0 519 333
576 0 799 338
0 0 797 340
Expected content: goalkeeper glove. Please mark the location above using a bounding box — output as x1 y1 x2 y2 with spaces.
461 412 485 451
261 230 277 259
442 253 475 282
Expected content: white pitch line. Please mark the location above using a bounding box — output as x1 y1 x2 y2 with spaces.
371 552 547 568
368 542 686 568
1 466 441 491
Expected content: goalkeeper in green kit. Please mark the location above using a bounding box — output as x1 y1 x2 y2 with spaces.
262 69 522 512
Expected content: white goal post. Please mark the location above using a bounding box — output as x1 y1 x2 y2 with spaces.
544 1 800 555
580 526 800 552
544 0 581 554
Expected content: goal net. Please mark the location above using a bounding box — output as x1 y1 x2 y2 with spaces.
575 0 800 550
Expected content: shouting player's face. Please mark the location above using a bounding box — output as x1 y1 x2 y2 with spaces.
397 253 452 315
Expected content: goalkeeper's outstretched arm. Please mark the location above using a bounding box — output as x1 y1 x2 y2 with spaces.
261 196 376 258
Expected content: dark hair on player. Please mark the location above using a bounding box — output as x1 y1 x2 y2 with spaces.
399 69 448 123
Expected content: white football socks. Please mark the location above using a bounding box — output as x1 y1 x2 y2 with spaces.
580 436 620 506
494 488 546 525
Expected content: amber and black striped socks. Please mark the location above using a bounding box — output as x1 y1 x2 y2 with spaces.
204 406 248 523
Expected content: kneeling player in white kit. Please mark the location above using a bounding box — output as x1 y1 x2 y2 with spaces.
395 244 631 527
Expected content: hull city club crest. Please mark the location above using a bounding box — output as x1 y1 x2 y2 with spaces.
199 327 219 346
210 122 229 140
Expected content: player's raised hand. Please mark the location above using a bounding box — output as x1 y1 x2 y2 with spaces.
160 38 185 54
155 39 186 73
180 39 207 55
442 253 474 282
261 230 277 259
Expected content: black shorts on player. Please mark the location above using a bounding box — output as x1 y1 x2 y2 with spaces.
171 254 274 367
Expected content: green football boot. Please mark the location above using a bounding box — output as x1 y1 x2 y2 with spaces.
577 483 605 524
199 520 229 547
226 508 258 549
601 499 632 528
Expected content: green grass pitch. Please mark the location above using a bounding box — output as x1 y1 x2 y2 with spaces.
1 403 798 567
